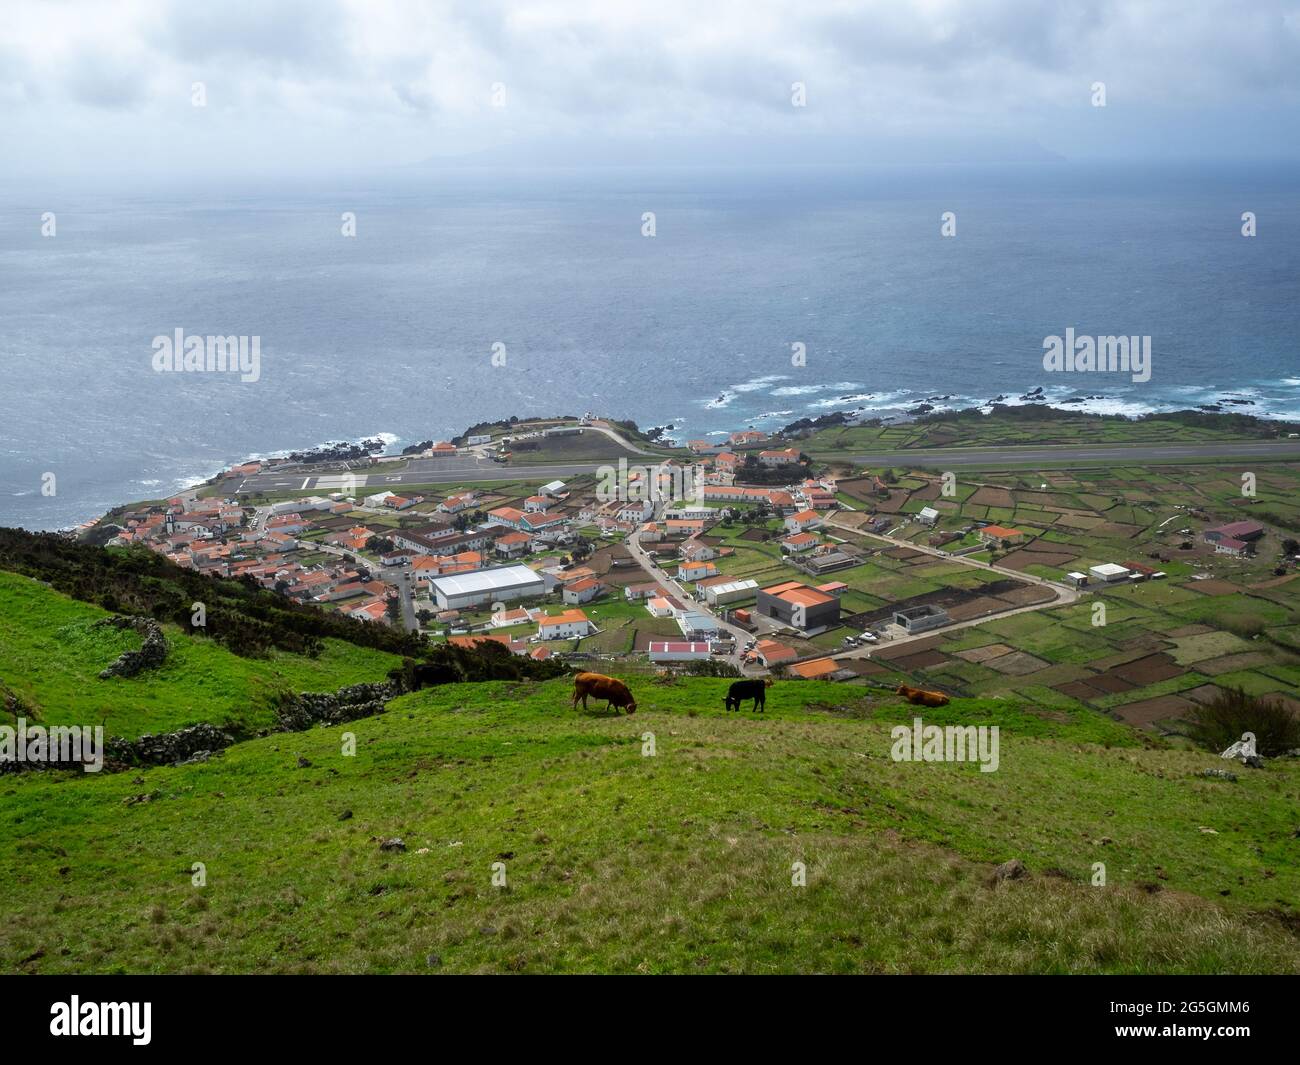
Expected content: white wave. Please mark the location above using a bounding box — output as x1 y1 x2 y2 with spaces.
771 385 831 396
731 374 790 393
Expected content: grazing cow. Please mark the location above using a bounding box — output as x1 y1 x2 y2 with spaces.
896 683 950 708
726 677 774 712
572 672 637 715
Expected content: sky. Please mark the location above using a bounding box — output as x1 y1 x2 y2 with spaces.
2 0 1299 177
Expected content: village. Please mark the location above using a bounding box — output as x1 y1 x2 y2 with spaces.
96 416 1300 729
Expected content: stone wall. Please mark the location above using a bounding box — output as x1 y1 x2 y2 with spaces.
95 616 168 679
274 680 404 731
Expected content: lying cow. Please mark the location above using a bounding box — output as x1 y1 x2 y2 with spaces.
572 672 637 715
726 677 774 713
896 683 950 708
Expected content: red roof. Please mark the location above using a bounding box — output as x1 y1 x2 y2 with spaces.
1205 521 1264 539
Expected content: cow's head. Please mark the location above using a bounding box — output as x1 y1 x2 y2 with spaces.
763 678 775 688
624 700 637 714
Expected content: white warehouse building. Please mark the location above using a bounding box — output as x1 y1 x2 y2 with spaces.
1089 563 1131 584
702 578 758 607
428 565 547 610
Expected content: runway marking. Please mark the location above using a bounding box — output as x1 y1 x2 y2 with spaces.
301 478 311 490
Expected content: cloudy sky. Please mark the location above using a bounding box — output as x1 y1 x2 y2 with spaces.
3 0 1299 176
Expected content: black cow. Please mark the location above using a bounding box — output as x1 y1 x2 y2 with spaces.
725 678 773 712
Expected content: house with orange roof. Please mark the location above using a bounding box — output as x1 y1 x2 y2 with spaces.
490 605 544 629
347 598 391 624
562 576 604 604
979 524 1027 546
495 531 533 558
645 596 676 618
780 531 819 554
538 609 592 640
754 639 798 665
759 447 802 467
766 491 798 515
784 510 822 534
678 560 720 582
790 657 842 680
438 492 477 514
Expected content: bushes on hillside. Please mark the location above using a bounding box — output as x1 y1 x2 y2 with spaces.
0 528 426 661
1185 686 1300 758
392 642 569 689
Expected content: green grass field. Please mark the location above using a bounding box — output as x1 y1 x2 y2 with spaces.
0 571 402 738
3 667 1299 974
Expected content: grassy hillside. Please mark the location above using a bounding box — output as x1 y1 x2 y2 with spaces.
4 672 1298 974
0 571 403 737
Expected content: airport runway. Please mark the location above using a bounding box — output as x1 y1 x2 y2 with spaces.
233 439 1300 495
842 439 1300 468
233 455 608 495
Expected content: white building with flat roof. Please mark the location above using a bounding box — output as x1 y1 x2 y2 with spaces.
648 641 712 662
702 578 758 607
1089 563 1130 583
428 565 546 610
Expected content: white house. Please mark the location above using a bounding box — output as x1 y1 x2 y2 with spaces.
784 510 822 534
758 447 802 467
562 577 604 604
645 596 677 618
490 605 543 629
538 610 592 640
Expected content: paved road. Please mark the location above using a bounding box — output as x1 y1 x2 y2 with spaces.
820 512 1078 666
625 509 757 673
840 439 1300 469
309 539 420 633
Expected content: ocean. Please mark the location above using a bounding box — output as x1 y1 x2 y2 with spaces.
2 161 1298 531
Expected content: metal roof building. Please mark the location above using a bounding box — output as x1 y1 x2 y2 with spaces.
428 565 547 610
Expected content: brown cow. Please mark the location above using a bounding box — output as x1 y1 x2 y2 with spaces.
896 683 950 708
573 672 637 715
